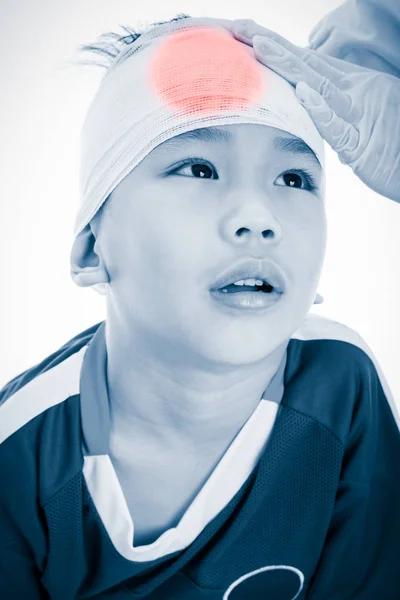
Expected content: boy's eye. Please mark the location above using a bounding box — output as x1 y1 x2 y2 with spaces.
275 170 317 192
170 158 218 179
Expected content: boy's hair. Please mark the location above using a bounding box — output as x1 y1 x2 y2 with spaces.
78 13 192 69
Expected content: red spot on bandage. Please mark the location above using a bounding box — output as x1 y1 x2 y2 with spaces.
148 27 263 115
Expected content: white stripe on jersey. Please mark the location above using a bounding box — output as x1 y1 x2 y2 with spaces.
0 347 87 444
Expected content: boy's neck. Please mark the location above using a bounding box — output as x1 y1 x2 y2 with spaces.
104 319 288 453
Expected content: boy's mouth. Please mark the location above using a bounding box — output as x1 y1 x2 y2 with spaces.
209 258 285 311
210 258 286 293
218 280 274 294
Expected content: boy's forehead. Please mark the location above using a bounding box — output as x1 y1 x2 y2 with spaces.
154 125 322 169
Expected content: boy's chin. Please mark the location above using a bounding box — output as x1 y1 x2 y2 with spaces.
198 302 311 365
199 329 289 367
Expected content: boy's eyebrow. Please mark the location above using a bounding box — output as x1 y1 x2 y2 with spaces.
272 136 322 169
158 126 321 169
159 126 232 147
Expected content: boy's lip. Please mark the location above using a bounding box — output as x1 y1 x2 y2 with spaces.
209 258 286 293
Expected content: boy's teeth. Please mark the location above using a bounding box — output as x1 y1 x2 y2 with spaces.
232 278 264 287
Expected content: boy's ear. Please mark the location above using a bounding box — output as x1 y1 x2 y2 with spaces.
70 223 110 289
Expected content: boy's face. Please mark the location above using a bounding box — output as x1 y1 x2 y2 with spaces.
95 123 326 365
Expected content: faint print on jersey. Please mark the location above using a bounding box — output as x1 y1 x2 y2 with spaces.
224 565 304 599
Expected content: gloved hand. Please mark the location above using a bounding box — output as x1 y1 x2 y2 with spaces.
308 0 400 78
228 19 400 204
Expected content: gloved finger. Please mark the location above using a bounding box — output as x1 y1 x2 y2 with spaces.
231 19 312 59
296 81 359 160
305 44 375 75
251 35 352 119
229 19 280 45
291 48 351 85
230 20 372 78
231 20 348 83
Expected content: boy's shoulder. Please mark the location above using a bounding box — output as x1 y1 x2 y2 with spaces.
292 312 383 372
0 322 102 406
0 322 103 448
286 312 399 439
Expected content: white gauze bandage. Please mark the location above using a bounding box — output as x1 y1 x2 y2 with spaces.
75 16 325 293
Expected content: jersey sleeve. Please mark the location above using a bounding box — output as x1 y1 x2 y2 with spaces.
0 416 51 598
0 325 97 599
306 352 400 599
0 471 49 599
308 0 400 77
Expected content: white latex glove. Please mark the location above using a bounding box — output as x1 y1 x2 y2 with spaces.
229 19 400 204
309 0 400 78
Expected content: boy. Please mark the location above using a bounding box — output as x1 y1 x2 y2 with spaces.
0 14 399 600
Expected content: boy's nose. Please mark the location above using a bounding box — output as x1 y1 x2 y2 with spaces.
220 207 283 248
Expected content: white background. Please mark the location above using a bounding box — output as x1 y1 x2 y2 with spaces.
1 0 399 410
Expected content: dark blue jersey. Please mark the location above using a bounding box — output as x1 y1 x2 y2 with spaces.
0 314 399 599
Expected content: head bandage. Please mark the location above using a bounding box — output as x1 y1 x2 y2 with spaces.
74 16 325 293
